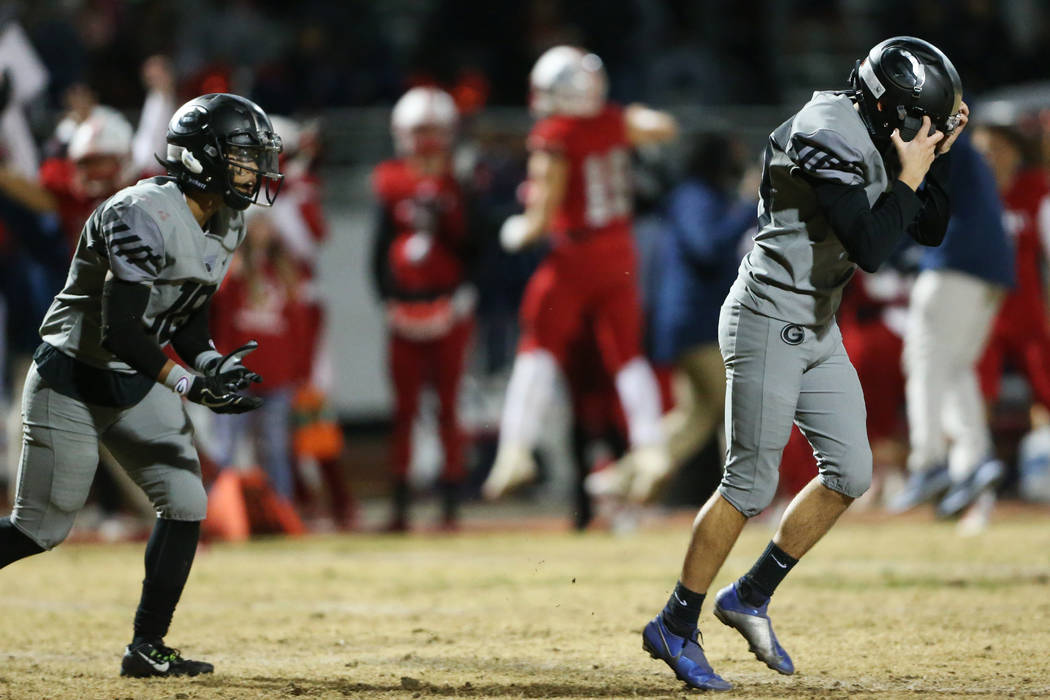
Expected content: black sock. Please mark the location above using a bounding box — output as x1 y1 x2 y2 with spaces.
660 581 705 636
391 480 410 524
737 541 798 606
0 517 44 569
132 518 200 645
438 479 460 524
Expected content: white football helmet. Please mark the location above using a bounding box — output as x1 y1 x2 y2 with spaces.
529 46 607 119
391 86 458 156
67 106 133 162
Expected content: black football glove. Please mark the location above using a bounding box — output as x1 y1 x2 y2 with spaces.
189 341 264 414
184 373 263 414
202 341 263 389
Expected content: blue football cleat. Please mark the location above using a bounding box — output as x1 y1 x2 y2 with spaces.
713 583 794 675
642 615 732 691
936 458 1004 519
888 463 951 513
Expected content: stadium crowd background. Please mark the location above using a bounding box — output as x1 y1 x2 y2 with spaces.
1 0 1049 537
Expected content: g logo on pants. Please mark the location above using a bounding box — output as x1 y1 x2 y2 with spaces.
781 324 804 345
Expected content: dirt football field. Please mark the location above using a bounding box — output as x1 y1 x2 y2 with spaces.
1 509 1048 699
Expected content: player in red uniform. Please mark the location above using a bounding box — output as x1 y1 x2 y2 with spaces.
0 108 135 257
482 46 677 502
371 86 477 531
975 122 1050 416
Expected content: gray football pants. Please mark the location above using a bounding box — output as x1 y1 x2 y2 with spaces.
10 364 206 549
717 300 872 517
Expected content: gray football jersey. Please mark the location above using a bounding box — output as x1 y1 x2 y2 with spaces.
39 177 245 372
726 91 891 326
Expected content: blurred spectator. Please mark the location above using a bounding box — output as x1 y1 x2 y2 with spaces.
648 133 758 490
370 87 478 532
132 55 176 177
211 211 306 504
0 18 48 179
893 132 1015 524
974 122 1050 421
266 114 353 530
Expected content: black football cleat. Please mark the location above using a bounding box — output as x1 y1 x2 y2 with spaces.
120 639 214 678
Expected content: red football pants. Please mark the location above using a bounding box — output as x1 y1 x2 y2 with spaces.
388 319 473 481
979 315 1050 408
518 238 643 374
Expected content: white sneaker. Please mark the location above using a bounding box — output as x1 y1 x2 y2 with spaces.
583 461 634 500
626 446 674 504
482 445 537 500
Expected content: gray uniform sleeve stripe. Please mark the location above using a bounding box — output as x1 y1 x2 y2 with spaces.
101 201 167 282
789 132 865 186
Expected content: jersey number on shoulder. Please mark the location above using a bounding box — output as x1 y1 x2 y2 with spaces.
148 282 216 344
583 148 631 227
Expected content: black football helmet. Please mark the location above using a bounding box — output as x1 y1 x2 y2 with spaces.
161 93 283 211
849 36 962 146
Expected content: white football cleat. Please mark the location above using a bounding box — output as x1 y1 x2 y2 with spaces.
482 445 537 500
625 446 674 504
583 461 633 500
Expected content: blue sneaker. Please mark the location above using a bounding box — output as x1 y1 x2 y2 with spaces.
888 463 951 513
936 458 1004 519
713 583 794 675
642 615 732 691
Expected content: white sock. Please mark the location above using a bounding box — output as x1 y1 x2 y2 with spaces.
614 357 664 448
498 349 559 450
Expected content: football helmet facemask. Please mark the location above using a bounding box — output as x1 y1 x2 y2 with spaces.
849 36 962 146
529 46 607 119
161 93 283 211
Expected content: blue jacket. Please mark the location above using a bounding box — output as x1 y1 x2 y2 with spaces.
650 178 756 363
919 132 1015 288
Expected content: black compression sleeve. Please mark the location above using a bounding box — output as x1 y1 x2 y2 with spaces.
908 153 951 246
813 179 925 273
170 297 213 368
100 279 170 381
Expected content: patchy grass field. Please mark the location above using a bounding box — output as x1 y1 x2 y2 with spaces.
1 509 1049 699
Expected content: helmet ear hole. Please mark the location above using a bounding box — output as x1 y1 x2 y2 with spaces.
181 148 204 174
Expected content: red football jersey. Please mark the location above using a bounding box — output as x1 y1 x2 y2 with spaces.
372 159 469 295
997 167 1050 331
527 104 633 246
38 157 100 257
211 265 308 389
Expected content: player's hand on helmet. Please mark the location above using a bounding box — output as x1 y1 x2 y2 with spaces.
893 115 944 191
936 101 969 155
202 341 263 390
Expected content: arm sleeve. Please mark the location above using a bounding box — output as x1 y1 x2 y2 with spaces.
370 203 396 300
670 185 757 267
170 296 217 370
100 278 171 380
812 178 925 273
907 153 951 246
96 200 167 282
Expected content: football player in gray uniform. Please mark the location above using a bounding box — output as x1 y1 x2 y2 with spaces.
642 37 966 690
0 93 282 678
